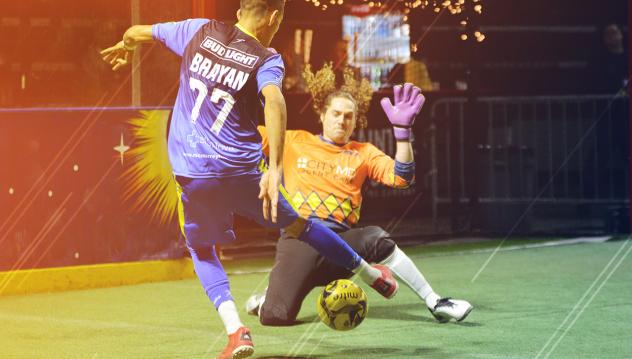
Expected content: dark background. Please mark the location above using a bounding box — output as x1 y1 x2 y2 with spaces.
0 0 629 269
0 0 628 107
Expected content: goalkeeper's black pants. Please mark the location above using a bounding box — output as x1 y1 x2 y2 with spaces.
259 225 396 326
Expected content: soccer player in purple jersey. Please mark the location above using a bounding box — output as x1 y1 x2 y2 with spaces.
101 1 397 358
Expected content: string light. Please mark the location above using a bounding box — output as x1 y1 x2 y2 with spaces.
304 0 483 15
301 0 485 42
474 30 486 42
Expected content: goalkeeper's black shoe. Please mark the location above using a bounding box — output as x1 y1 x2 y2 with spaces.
428 298 473 323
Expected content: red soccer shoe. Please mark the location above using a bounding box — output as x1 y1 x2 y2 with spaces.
370 264 399 299
217 327 254 359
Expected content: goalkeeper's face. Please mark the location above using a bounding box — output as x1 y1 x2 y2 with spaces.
321 97 357 145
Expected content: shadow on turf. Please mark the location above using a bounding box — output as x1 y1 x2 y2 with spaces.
455 321 482 327
296 302 482 327
258 347 442 358
333 346 443 358
297 303 436 324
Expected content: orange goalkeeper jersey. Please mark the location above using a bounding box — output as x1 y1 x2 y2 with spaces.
258 126 412 228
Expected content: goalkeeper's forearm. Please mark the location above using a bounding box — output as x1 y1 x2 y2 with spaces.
394 140 414 164
122 25 155 50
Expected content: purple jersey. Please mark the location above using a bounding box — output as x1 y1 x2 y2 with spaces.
152 19 284 178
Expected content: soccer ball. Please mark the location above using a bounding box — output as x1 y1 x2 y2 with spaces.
317 279 368 331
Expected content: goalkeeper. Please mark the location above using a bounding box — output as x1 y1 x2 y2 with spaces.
246 64 473 325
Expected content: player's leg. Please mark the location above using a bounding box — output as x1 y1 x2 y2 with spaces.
234 171 398 299
314 225 473 322
176 176 254 357
251 233 321 326
249 226 394 325
375 230 473 322
312 226 397 285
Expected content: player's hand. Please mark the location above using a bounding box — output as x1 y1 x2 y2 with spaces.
258 167 281 223
380 83 425 141
100 41 132 71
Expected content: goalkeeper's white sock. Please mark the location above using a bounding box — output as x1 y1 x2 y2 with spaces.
381 246 441 308
353 259 382 284
217 300 244 335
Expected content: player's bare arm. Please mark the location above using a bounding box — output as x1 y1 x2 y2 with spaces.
100 25 153 71
258 84 287 223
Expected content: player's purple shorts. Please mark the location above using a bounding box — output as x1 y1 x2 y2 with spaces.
176 170 298 249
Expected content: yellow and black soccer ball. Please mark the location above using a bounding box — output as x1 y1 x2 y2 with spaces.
317 279 368 331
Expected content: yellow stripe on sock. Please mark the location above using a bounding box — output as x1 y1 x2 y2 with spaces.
175 179 186 237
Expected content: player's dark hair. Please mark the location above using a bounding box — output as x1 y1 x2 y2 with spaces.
240 0 285 16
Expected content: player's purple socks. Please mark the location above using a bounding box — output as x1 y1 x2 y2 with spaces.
298 220 361 270
187 245 233 309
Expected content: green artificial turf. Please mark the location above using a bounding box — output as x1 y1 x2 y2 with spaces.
1 239 630 358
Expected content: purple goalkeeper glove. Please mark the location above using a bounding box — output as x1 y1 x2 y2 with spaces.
380 83 425 141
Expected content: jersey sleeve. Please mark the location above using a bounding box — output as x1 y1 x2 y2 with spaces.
365 144 415 188
256 54 285 93
152 18 209 56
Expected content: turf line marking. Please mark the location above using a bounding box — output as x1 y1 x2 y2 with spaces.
535 239 631 359
287 316 321 357
1 310 287 357
287 320 318 356
202 331 227 359
534 239 628 359
294 322 321 355
541 240 632 359
407 236 611 260
0 311 212 335
221 237 612 279
307 332 328 357
469 86 628 284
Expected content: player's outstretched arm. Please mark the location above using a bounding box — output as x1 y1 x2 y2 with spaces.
100 25 154 71
380 83 425 163
258 84 287 223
